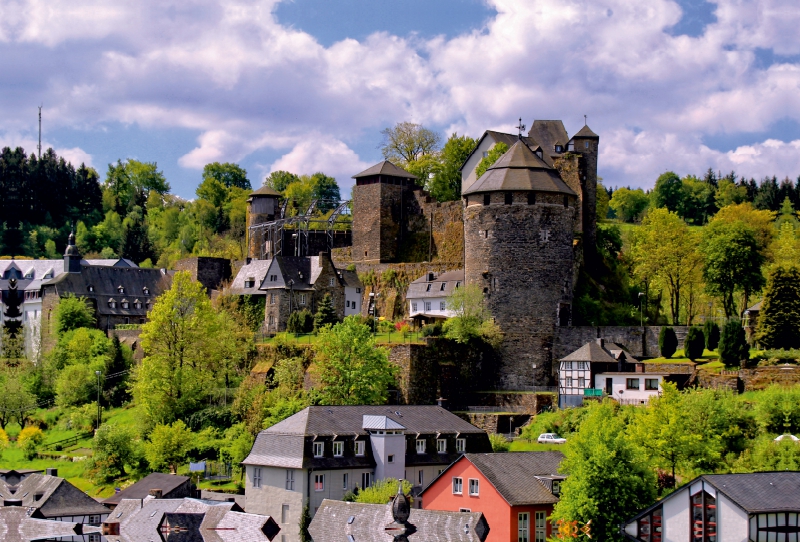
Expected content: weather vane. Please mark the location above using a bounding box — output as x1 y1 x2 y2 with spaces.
517 117 526 139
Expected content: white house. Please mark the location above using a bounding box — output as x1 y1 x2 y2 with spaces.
406 270 463 324
623 472 800 541
595 373 665 406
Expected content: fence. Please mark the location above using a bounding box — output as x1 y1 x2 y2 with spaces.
464 406 532 414
42 432 94 451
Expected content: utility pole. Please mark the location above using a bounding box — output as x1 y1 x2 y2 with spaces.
95 370 102 430
38 105 42 159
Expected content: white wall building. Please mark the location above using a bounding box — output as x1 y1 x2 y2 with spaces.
594 373 664 406
406 270 464 323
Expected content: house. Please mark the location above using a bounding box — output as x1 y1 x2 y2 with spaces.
102 472 192 510
421 452 564 542
0 471 110 524
102 496 280 542
309 492 489 542
230 252 362 332
0 468 44 485
242 405 492 531
622 471 800 541
406 269 463 324
558 338 668 408
0 507 88 542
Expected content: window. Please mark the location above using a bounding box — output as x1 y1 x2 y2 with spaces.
636 505 662 541
585 141 589 149
456 438 466 453
482 151 489 158
388 454 394 463
691 491 716 541
426 284 432 292
134 300 142 309
299 293 306 305
143 286 149 295
270 275 277 281
253 468 262 488
528 192 536 205
314 474 324 491
469 479 479 496
552 481 560 496
483 193 490 206
333 441 343 457
505 192 513 205
577 362 589 370
418 470 424 485
440 302 446 311
356 287 361 293
411 302 418 312
565 377 573 388
355 441 365 456
108 299 117 309
452 478 463 494
87 285 94 292
460 508 471 513
329 277 335 287
564 195 569 208
437 439 446 453
285 470 294 490
313 442 324 457
563 361 573 370
88 534 100 542
281 504 290 523
578 377 585 388
645 378 659 391
245 278 255 288
34 493 43 502
268 315 274 325
535 511 547 542
416 439 426 454
88 515 101 525
346 300 350 308
440 282 446 291
626 378 640 390
425 302 431 311
121 300 129 309
361 472 372 488
518 512 530 542
343 473 349 490
117 286 125 294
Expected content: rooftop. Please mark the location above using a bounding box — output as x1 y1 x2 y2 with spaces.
353 160 417 179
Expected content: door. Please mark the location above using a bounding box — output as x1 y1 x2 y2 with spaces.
518 512 530 542
606 377 613 395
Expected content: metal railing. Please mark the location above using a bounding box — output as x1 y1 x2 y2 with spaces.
497 386 558 394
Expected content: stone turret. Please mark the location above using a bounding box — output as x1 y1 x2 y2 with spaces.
64 231 82 273
247 185 281 259
463 140 578 388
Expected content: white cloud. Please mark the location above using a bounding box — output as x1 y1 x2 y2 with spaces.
268 137 372 190
0 132 93 167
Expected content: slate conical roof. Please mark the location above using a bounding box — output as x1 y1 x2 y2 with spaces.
352 160 417 179
573 124 599 139
249 185 281 198
462 139 576 196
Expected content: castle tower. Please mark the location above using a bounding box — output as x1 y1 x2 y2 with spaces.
569 124 599 260
247 185 281 259
462 140 578 388
64 231 82 273
351 161 417 263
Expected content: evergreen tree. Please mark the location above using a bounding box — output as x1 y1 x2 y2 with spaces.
703 321 720 351
755 266 800 349
313 293 338 330
659 327 678 359
719 319 749 366
754 176 780 211
684 326 705 361
287 309 314 334
120 214 155 264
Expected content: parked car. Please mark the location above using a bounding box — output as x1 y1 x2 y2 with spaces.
775 434 800 442
537 433 566 444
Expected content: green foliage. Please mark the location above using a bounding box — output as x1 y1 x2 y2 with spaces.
752 385 800 435
488 433 510 452
658 327 678 359
652 171 683 213
312 316 396 405
596 182 610 220
355 478 412 504
287 310 314 334
553 401 656 542
202 162 251 190
219 423 255 466
54 294 95 334
89 423 143 482
300 504 311 542
380 122 442 170
719 319 749 366
704 321 721 350
756 266 800 349
442 284 502 346
313 293 338 330
104 159 170 213
273 357 306 392
427 133 476 202
609 187 650 222
474 142 508 179
684 327 705 361
144 420 192 473
265 170 300 192
420 322 442 337
733 436 800 472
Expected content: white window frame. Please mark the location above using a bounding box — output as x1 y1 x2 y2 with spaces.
313 442 324 457
552 480 560 496
329 277 335 287
314 474 324 492
300 293 306 305
440 301 446 311
578 377 585 388
416 439 426 454
343 473 349 490
425 302 431 311
281 504 289 523
285 469 294 490
535 511 546 542
456 438 466 453
361 472 372 488
518 512 530 542
469 478 479 496
333 441 343 457
411 302 417 312
253 467 262 488
437 439 446 453
355 441 365 456
452 477 463 494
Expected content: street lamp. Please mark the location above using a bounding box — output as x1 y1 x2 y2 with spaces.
369 292 379 337
638 292 645 328
95 370 102 431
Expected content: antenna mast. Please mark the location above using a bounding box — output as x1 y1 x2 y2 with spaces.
38 105 42 158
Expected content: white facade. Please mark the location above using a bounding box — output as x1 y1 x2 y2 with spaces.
595 373 664 405
344 286 362 316
408 296 452 318
461 136 507 194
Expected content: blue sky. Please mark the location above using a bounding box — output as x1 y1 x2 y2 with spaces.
0 0 797 199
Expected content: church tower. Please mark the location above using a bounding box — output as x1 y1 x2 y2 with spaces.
64 231 82 273
462 140 578 388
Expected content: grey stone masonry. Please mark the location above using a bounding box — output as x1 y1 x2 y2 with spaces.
353 182 406 263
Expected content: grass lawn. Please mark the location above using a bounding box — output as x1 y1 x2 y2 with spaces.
647 349 719 364
509 440 568 452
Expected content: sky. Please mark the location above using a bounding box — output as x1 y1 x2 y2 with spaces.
0 0 798 199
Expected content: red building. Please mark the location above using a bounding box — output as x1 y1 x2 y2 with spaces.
420 452 564 542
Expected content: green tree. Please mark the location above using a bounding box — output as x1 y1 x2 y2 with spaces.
704 321 720 350
474 143 508 179
442 284 502 346
658 327 678 359
265 170 300 193
427 133 476 202
202 162 251 190
609 187 650 222
756 266 800 349
684 326 705 361
702 221 766 318
312 316 397 405
309 172 341 212
287 309 314 334
716 178 748 208
53 294 95 334
313 293 338 330
355 478 412 504
489 433 510 452
104 159 170 213
89 423 142 482
596 182 610 221
380 122 442 170
144 420 192 473
553 401 656 542
719 319 749 366
652 171 683 213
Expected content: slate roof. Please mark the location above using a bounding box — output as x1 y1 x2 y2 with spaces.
339 269 361 289
102 473 191 506
406 269 464 300
249 185 281 198
424 452 564 506
528 120 569 155
352 160 418 179
459 130 548 172
229 259 272 295
560 339 632 363
0 507 84 542
572 124 599 139
0 473 110 518
702 472 800 513
462 140 577 196
309 499 489 542
746 300 762 312
362 415 406 430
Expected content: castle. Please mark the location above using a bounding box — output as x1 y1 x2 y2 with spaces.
241 119 600 390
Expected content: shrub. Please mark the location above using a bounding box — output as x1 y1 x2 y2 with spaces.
421 322 442 337
17 426 44 447
287 310 314 334
659 327 678 359
489 433 510 453
719 319 749 367
355 478 412 504
684 327 705 361
21 438 38 461
703 321 720 350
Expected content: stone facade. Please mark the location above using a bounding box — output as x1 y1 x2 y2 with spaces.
174 257 231 293
352 181 406 263
553 326 689 359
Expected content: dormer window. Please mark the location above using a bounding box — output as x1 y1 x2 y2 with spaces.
142 286 149 295
536 150 543 159
133 300 142 309
270 275 278 282
88 285 94 292
43 270 53 279
117 286 125 294
121 300 129 309
108 298 117 309
244 278 255 288
426 284 432 292
440 283 446 291
24 270 33 279
555 145 563 153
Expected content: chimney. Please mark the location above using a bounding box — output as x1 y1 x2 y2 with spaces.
45 468 58 477
149 489 163 499
437 397 448 410
102 522 120 536
596 338 604 348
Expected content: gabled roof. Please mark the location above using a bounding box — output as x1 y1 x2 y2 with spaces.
0 473 110 518
528 120 569 155
0 507 84 542
746 300 762 312
352 160 417 179
703 472 800 513
406 269 464 300
423 452 564 506
229 259 273 295
249 185 281 198
102 473 190 506
462 140 576 196
560 339 632 363
572 124 599 139
459 130 540 172
362 415 406 431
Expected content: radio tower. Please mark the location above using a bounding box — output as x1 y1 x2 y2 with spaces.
38 105 42 158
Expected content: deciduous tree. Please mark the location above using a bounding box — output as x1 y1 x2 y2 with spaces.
427 134 476 202
652 171 683 213
474 143 507 179
202 162 251 190
144 420 192 473
443 284 502 346
53 294 95 334
609 187 650 223
380 122 441 168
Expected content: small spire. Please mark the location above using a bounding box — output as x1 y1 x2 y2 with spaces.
584 114 587 126
516 118 526 139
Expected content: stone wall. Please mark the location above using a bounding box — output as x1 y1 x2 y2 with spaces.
174 257 231 293
740 366 800 391
352 182 405 263
108 328 144 361
458 413 531 435
554 326 689 359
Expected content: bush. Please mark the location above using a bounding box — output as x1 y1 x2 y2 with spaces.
659 327 678 359
489 433 510 453
17 426 44 447
719 319 749 367
684 327 705 361
421 322 443 337
21 438 38 461
355 478 412 504
287 310 314 334
704 321 720 350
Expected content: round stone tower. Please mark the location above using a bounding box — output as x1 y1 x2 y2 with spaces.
247 185 281 259
462 139 578 389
